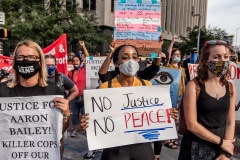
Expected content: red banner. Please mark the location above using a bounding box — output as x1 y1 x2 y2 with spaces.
0 55 13 72
43 34 68 75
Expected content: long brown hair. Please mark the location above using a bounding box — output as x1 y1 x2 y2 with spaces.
197 42 230 85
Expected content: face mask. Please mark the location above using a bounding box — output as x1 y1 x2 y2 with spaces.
47 66 56 76
14 59 41 79
119 59 139 76
190 53 198 64
173 57 181 63
207 61 230 77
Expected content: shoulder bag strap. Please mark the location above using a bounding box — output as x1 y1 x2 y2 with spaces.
193 77 201 100
228 81 233 97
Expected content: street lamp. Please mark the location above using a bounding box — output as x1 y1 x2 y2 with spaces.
192 0 202 52
236 27 240 46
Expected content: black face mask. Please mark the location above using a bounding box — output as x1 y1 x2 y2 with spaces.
14 60 41 79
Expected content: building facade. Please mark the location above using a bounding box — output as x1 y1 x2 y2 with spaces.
77 0 208 41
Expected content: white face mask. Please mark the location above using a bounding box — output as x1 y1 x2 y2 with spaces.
119 59 139 76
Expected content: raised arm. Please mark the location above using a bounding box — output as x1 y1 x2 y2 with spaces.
99 41 115 75
79 41 89 57
166 36 178 66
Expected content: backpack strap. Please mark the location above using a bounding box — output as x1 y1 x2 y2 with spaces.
193 77 201 100
107 80 112 88
137 77 146 86
227 81 233 97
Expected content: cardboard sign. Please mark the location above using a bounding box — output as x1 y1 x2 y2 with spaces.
150 67 181 108
114 0 161 55
84 85 177 150
0 96 63 160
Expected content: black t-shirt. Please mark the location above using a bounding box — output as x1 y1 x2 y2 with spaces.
48 73 74 91
0 81 63 97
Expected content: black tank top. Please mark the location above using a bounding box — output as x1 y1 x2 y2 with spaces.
197 83 230 131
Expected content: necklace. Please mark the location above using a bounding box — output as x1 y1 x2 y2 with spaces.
207 83 221 100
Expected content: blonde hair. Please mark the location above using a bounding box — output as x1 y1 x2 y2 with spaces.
7 39 48 88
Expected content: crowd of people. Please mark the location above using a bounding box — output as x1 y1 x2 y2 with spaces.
0 36 238 160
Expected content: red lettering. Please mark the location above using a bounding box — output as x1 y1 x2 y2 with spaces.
124 113 131 129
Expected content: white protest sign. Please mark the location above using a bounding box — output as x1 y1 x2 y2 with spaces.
0 95 63 160
188 63 198 80
84 85 177 150
85 56 115 89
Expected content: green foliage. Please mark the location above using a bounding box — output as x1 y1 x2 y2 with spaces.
2 0 111 51
177 26 228 55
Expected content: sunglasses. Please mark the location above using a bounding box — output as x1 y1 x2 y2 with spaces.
203 40 229 53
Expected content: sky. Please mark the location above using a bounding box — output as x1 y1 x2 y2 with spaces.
207 0 240 46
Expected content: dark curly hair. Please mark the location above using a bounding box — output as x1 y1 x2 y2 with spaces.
197 42 230 85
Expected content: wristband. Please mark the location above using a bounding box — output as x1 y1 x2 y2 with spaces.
220 150 232 158
218 137 223 147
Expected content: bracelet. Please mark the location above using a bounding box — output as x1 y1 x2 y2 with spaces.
220 150 232 158
218 137 223 147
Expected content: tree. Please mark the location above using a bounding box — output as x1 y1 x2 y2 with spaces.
177 26 228 55
2 0 111 53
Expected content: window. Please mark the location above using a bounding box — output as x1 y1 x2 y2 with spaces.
66 0 76 11
83 0 96 11
111 0 114 12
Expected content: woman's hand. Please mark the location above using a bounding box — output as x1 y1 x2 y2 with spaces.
80 113 89 131
221 139 235 155
53 97 69 114
79 41 85 47
169 108 178 121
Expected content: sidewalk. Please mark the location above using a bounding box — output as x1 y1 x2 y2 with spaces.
62 130 180 160
62 130 240 160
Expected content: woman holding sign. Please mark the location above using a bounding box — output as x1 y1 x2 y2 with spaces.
178 40 236 159
0 40 70 159
81 44 178 160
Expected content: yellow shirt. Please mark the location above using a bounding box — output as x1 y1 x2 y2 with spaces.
99 76 152 88
167 64 186 95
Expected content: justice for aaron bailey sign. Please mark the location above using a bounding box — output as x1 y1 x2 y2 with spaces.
84 85 178 150
0 95 63 160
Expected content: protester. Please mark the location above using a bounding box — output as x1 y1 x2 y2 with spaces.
81 44 178 160
98 36 165 83
163 36 186 150
0 39 70 158
68 40 89 137
182 47 199 83
178 40 236 159
45 54 79 158
229 47 239 64
67 51 75 63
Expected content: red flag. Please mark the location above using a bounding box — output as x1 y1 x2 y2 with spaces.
0 55 13 64
0 61 12 72
0 55 13 72
43 34 68 75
